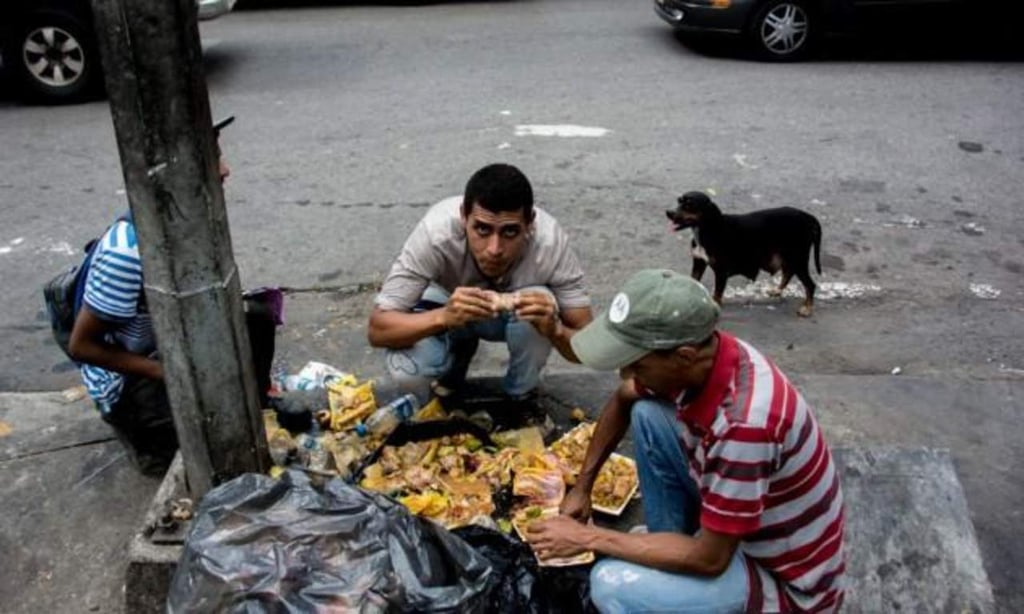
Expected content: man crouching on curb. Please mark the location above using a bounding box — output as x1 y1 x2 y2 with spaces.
368 163 593 406
528 269 846 613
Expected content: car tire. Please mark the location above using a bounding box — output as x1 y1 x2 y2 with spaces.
6 11 102 104
747 0 817 61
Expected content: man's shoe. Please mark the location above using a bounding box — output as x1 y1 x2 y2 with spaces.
506 390 555 439
430 380 456 398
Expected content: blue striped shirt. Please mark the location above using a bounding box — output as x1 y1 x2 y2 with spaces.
79 221 156 407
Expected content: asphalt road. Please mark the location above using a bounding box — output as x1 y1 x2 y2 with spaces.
0 0 1022 608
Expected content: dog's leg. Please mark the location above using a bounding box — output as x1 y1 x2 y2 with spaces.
795 269 816 317
691 258 708 282
767 272 793 298
712 270 727 306
690 239 708 281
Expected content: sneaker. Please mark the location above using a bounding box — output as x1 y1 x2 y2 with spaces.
430 380 456 398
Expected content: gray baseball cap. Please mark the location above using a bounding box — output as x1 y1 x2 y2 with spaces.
571 269 720 371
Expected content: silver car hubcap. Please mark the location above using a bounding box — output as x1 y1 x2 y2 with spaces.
22 26 85 88
761 4 809 55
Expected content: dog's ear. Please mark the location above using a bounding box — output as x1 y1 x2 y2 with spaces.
680 191 709 208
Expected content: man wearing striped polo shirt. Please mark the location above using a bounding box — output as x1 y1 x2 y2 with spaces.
68 117 277 476
528 269 845 613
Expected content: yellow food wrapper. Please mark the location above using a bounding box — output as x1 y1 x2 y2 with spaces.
492 427 544 452
327 399 376 431
514 451 560 471
414 398 447 421
400 491 449 517
327 379 375 412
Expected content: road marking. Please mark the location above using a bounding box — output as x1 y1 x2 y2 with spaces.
882 215 925 229
970 284 1000 299
732 154 758 169
45 241 75 255
514 124 609 138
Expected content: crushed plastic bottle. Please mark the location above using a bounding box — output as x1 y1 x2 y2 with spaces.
295 424 330 472
362 393 420 438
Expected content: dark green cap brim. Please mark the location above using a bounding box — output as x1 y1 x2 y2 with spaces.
570 314 651 371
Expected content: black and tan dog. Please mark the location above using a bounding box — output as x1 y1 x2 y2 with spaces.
666 191 822 317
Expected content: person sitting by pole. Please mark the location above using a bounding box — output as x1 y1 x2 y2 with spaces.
528 269 846 613
367 163 594 407
67 116 279 476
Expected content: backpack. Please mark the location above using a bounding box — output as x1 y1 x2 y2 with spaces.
43 215 130 361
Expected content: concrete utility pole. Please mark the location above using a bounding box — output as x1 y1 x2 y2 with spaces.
91 0 269 496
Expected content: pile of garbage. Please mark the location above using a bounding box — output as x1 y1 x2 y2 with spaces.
263 361 442 480
169 361 611 612
263 362 638 557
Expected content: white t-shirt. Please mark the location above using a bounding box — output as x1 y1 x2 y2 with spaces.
375 197 591 312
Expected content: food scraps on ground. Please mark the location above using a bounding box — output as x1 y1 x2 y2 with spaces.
549 422 639 514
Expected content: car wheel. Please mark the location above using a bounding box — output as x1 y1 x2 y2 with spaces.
7 11 101 104
748 0 816 61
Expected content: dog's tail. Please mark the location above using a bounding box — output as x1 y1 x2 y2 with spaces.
811 217 822 275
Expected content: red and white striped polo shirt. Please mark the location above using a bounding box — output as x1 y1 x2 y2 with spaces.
676 332 846 613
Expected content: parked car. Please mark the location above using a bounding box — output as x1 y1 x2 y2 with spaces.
1 0 235 104
654 0 1018 61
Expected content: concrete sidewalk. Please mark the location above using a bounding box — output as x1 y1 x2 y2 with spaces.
1 371 1020 612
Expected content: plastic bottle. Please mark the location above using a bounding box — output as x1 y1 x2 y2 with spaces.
296 423 330 471
362 393 420 438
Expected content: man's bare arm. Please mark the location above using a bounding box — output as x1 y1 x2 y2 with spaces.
367 287 496 349
549 306 593 363
588 526 740 577
560 378 639 519
530 517 740 577
367 307 448 349
514 292 593 363
577 377 638 489
68 307 163 380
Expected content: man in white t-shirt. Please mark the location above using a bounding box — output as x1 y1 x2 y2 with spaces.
368 163 593 404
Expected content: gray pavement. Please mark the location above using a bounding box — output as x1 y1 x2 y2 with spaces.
2 370 1018 612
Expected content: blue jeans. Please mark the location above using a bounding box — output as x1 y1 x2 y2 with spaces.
384 285 553 402
590 399 750 614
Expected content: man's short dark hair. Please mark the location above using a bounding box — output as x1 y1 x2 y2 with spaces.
462 163 534 221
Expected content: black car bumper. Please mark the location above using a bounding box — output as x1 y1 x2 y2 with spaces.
653 0 749 35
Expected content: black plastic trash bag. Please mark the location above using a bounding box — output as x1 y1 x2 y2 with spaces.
167 470 492 613
451 526 595 614
451 525 549 614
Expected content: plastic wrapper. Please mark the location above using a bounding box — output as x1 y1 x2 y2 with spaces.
513 467 566 507
491 426 545 452
414 398 447 421
167 470 492 613
282 361 355 391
